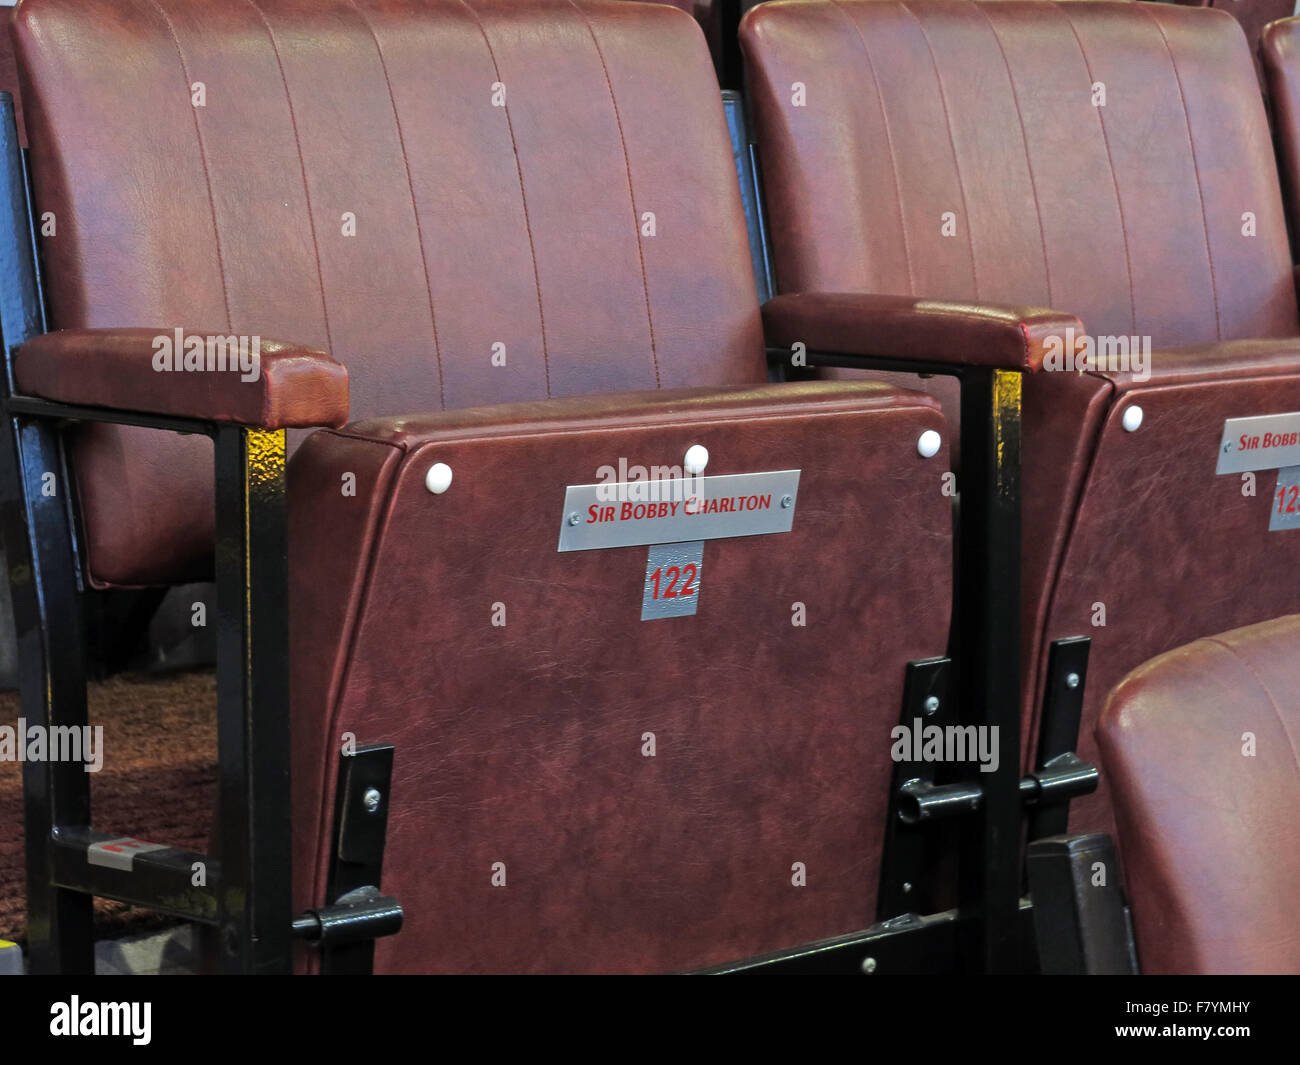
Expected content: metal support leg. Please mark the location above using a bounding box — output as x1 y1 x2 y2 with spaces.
0 90 94 974
213 426 292 974
956 367 1023 973
1 418 94 974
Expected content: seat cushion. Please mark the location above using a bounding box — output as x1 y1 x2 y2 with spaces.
288 380 953 972
1098 614 1300 974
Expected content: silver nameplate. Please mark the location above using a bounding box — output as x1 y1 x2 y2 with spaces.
642 541 703 620
1217 412 1300 474
1271 466 1300 532
557 470 800 552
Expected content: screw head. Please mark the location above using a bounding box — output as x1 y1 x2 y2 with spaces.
781 494 793 509
861 956 877 974
568 512 581 526
902 881 913 894
917 429 942 458
684 444 709 475
363 787 382 813
1121 405 1143 433
923 695 940 716
1065 672 1081 690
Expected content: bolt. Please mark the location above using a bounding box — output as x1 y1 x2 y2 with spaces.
363 787 382 813
861 956 877 974
781 495 793 509
902 881 912 894
568 512 581 526
923 695 940 716
1065 672 1080 690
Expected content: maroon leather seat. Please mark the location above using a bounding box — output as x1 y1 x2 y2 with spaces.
1170 0 1293 85
742 0 1300 841
1097 615 1300 974
11 0 952 972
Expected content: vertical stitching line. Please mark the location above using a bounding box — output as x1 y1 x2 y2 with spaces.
827 0 915 296
1055 2 1138 334
346 0 446 410
975 4 1053 306
243 0 336 353
566 0 660 386
1143 6 1223 341
145 0 234 330
456 0 551 396
898 1 979 298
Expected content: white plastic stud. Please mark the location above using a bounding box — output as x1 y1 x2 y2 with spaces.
917 430 942 459
425 462 453 495
684 444 709 475
1122 405 1144 433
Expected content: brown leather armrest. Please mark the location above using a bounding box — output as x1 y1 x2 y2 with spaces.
14 327 349 428
762 292 1086 373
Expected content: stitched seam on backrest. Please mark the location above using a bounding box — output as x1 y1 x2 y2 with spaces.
568 0 660 387
346 0 446 410
898 1 979 300
243 0 336 355
1143 6 1222 341
145 0 234 332
975 3 1053 307
1054 2 1137 336
827 0 916 296
455 0 551 397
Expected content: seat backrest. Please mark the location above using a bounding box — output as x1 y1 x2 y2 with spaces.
1097 615 1300 974
741 0 1297 345
13 0 764 586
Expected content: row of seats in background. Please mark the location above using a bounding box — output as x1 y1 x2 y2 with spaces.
4 0 1300 975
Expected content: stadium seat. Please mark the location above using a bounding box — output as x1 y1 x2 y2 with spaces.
742 0 1300 843
1097 615 1300 975
4 0 953 973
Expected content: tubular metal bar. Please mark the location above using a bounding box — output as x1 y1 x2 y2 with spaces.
695 901 1038 975
214 425 292 973
0 91 93 974
956 367 1024 973
6 394 217 437
50 829 220 924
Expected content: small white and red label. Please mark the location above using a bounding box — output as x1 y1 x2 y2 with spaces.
86 837 168 872
1218 413 1300 474
558 470 800 552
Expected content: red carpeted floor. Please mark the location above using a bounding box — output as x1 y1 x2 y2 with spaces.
0 670 217 943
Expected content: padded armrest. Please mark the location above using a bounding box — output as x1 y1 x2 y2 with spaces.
762 292 1085 373
14 327 349 428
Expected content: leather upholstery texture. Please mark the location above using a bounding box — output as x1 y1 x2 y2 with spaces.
289 379 953 973
15 327 350 428
1098 615 1300 974
742 0 1300 837
14 0 763 586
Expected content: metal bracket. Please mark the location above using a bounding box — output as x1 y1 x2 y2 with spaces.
301 743 403 974
1028 637 1097 841
877 656 962 920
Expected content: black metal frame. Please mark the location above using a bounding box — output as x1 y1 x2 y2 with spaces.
0 91 303 974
